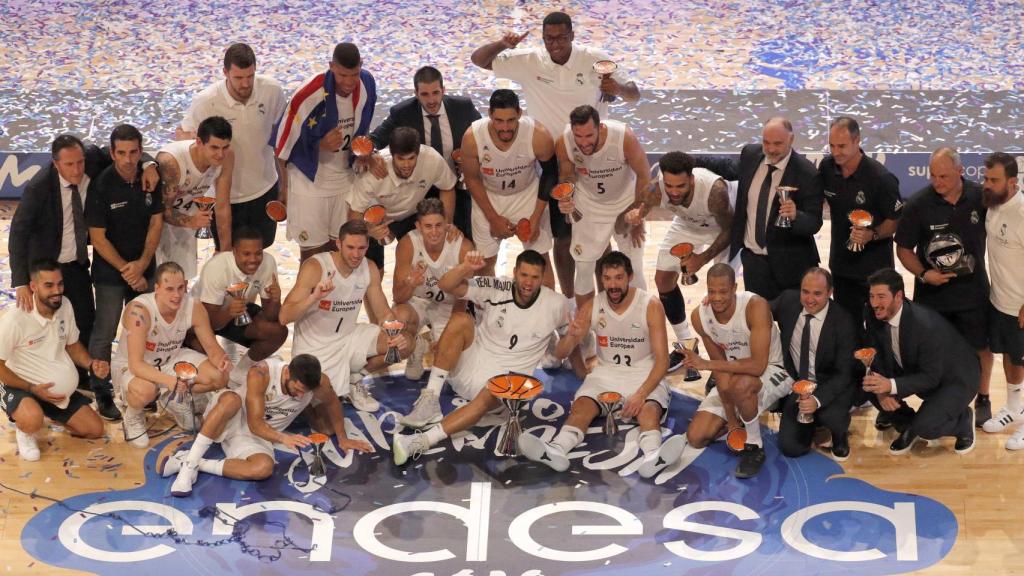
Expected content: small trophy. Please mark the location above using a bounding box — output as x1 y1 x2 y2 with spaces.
926 232 975 276
351 135 374 158
793 379 818 424
307 433 329 477
451 149 463 180
597 391 623 437
487 373 544 457
854 347 876 376
265 200 287 223
172 361 197 404
775 186 797 228
226 281 251 327
847 209 873 252
193 197 216 239
674 337 699 357
670 243 699 285
726 427 747 454
363 204 393 245
381 320 406 364
551 182 583 224
515 218 532 244
593 60 617 103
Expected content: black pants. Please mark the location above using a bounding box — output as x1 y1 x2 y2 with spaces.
366 212 419 272
213 183 279 250
833 275 870 327
453 187 473 242
778 391 853 457
89 281 147 398
740 249 784 301
868 388 974 439
61 261 94 387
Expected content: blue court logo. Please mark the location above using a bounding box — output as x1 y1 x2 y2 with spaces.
23 371 957 575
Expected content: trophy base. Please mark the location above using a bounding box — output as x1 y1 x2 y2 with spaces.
680 274 699 286
195 229 213 239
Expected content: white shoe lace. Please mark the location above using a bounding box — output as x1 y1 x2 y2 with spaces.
408 431 428 460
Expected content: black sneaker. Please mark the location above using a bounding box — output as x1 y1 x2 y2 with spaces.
874 410 893 430
734 443 766 478
974 395 991 429
96 396 122 422
145 400 159 413
955 408 976 454
831 434 850 462
705 375 717 395
667 350 685 373
888 429 918 455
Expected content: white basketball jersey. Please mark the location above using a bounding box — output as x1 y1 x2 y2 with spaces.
659 167 723 237
408 230 462 313
564 120 636 219
592 288 654 370
114 292 194 371
158 140 221 217
260 357 313 432
472 116 539 197
698 291 783 365
292 253 370 354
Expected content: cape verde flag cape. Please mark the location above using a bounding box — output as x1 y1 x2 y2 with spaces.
271 68 377 182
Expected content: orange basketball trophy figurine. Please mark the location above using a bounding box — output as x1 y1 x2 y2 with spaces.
593 59 617 103
854 347 877 376
670 242 699 285
307 433 329 477
597 391 623 436
793 379 818 424
225 281 251 326
515 218 532 243
487 372 544 457
172 361 197 404
847 209 873 252
350 135 374 158
265 200 287 222
363 204 393 245
551 182 582 224
726 427 747 454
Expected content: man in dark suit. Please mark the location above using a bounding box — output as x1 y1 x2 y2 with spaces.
370 66 481 240
771 268 857 460
862 268 979 455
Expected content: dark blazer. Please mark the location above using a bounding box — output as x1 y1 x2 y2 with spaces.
866 299 979 402
370 95 481 152
729 144 824 287
9 144 111 287
771 290 856 409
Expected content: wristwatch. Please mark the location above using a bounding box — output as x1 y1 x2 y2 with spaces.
917 270 928 283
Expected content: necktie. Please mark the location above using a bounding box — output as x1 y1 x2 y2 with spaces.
427 114 443 157
798 313 812 379
890 324 902 368
69 184 88 265
754 164 777 248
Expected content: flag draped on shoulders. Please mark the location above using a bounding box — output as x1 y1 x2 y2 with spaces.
271 68 377 182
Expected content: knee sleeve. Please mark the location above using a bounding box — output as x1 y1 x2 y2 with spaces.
574 260 597 295
659 286 686 325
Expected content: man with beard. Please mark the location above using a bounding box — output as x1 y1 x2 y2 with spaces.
394 199 475 428
895 148 992 426
350 126 458 272
0 260 108 460
392 250 572 465
460 89 558 285
979 152 1024 447
518 251 676 477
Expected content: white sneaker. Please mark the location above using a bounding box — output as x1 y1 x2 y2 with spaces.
170 460 199 497
15 429 40 461
1007 426 1024 451
982 406 1024 433
639 435 686 478
518 434 569 472
399 390 443 429
348 378 380 412
162 392 201 432
404 333 429 381
122 410 150 448
393 432 429 466
159 451 188 477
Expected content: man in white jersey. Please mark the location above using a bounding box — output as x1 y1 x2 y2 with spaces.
392 250 573 462
472 11 640 296
191 226 288 373
518 251 680 477
394 199 476 425
625 151 734 379
158 354 372 497
555 104 650 305
460 89 558 286
272 42 377 262
678 263 792 479
114 262 232 449
350 126 458 273
979 152 1024 448
279 220 416 413
0 260 107 460
156 116 234 279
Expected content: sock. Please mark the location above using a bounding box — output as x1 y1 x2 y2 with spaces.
424 424 448 447
197 458 225 476
672 321 693 342
552 426 584 453
1008 383 1023 412
638 430 662 455
186 434 214 466
678 438 705 470
125 405 143 418
426 368 449 396
743 415 762 447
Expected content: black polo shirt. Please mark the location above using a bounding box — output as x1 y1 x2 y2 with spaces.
819 151 901 280
85 164 164 286
894 178 988 311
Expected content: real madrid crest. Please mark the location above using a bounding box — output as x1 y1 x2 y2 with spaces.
573 153 584 165
482 153 492 164
144 192 153 207
573 244 583 256
970 210 979 224
496 316 505 328
855 190 865 205
597 314 607 329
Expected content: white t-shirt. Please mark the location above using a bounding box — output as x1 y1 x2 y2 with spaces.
350 145 456 220
564 120 636 219
986 191 1024 315
181 75 287 203
492 44 627 138
0 297 80 409
192 250 277 306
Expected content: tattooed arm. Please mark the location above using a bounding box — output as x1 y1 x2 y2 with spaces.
157 152 192 228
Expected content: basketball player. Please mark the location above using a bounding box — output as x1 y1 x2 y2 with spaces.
155 116 234 279
518 251 678 477
114 262 232 449
279 220 416 413
392 249 573 462
677 263 792 479
158 354 372 497
392 198 474 387
460 89 558 286
555 105 650 305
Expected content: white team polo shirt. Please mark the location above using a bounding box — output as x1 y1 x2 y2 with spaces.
0 297 80 408
350 145 457 221
192 250 278 306
181 74 287 203
987 191 1024 315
